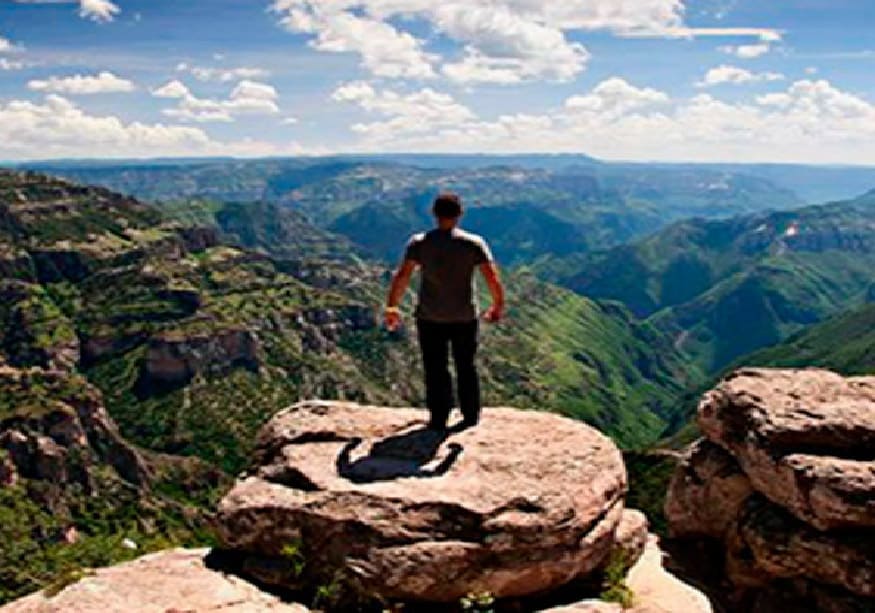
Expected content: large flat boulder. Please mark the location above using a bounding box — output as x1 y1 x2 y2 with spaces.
215 401 629 603
697 368 875 531
1 549 309 612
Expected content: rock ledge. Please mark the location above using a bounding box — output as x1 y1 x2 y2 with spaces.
215 400 641 603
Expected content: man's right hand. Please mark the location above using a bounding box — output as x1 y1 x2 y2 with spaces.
384 307 402 331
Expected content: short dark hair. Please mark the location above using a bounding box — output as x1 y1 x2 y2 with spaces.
433 192 463 219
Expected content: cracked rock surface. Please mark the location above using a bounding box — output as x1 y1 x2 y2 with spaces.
215 401 632 603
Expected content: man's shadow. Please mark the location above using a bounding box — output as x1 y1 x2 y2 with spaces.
336 425 464 484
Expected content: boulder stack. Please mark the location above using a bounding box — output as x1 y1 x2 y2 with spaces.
666 368 875 610
214 401 648 605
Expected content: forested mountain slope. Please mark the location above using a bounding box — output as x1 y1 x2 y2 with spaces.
541 191 875 373
0 170 694 467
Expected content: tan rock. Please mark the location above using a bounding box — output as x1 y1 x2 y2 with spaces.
540 536 713 613
216 401 628 603
665 439 753 539
0 549 309 612
612 509 649 565
697 368 875 531
624 536 713 613
727 497 875 599
541 602 622 612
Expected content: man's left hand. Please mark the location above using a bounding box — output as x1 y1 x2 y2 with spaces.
483 305 504 323
384 307 402 331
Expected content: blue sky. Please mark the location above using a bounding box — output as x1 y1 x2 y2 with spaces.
1 0 875 163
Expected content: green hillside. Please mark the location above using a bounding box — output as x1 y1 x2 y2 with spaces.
740 302 875 374
0 170 695 466
542 192 875 373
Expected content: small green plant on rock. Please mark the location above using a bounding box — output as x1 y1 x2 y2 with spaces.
600 551 635 609
280 539 307 578
312 570 345 610
460 591 495 613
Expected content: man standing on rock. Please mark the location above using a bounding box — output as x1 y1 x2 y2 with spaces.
385 192 505 431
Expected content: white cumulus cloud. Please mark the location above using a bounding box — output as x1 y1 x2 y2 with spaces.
271 0 779 85
566 78 669 117
152 80 191 99
78 0 119 22
434 4 589 84
718 30 782 59
154 79 281 123
1 58 25 71
720 43 770 59
332 81 475 140
0 94 315 159
28 71 136 94
11 0 119 22
329 76 875 164
177 62 271 83
698 65 785 87
273 2 437 79
0 95 210 159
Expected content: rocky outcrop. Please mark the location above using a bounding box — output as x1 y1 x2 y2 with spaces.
0 280 79 371
295 305 375 352
665 439 753 539
179 225 220 253
137 327 260 393
0 366 152 501
1 549 310 612
696 368 875 531
666 368 875 610
215 401 643 605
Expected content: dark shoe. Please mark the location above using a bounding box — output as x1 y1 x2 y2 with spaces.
427 419 448 431
462 414 479 428
449 417 478 433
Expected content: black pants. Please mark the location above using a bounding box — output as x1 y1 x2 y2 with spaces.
416 318 480 427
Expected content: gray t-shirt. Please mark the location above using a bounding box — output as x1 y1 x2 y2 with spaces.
404 228 494 323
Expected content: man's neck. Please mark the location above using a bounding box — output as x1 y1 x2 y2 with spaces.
436 219 457 231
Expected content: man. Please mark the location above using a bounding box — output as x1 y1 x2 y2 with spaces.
385 192 505 431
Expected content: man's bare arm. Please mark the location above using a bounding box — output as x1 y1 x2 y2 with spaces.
479 261 505 322
384 259 418 330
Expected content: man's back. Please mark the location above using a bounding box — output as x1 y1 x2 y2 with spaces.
405 227 493 323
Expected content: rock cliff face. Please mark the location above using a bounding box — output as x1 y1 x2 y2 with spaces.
666 368 875 611
138 327 261 391
0 366 152 502
213 401 647 606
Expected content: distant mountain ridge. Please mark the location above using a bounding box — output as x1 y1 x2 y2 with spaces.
18 154 875 203
21 158 801 266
